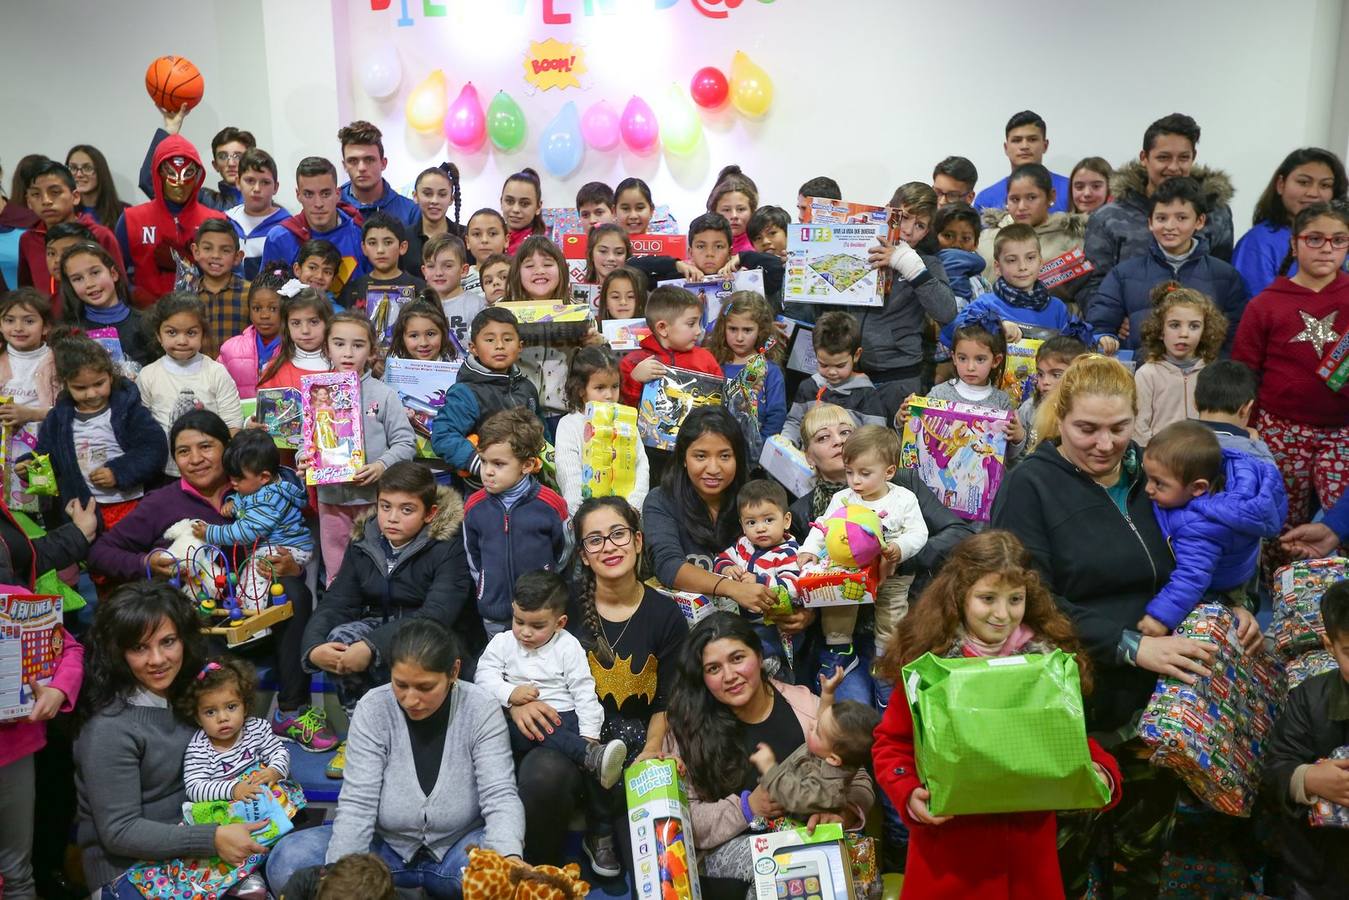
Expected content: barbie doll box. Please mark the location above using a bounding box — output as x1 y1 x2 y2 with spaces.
299 371 365 486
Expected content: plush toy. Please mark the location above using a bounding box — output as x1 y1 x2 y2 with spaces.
160 518 228 604
821 503 885 569
461 846 589 899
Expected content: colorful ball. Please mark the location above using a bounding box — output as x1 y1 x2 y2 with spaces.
144 55 204 112
823 503 884 568
270 582 285 596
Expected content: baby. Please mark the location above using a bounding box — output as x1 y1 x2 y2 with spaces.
715 479 803 669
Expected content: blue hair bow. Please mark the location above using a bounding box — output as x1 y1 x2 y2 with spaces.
1061 317 1095 346
965 309 1004 338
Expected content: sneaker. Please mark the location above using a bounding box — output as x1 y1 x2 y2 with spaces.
228 873 269 900
582 832 622 878
272 706 340 753
583 738 627 789
818 644 859 681
325 740 347 779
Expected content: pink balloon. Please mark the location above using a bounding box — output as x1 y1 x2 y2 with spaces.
445 82 486 152
580 100 621 152
620 96 659 154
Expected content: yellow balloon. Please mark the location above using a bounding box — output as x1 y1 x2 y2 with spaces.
730 51 773 118
406 69 448 133
661 82 702 156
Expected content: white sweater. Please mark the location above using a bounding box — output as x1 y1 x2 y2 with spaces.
137 354 243 473
473 629 604 739
800 482 929 565
553 410 650 517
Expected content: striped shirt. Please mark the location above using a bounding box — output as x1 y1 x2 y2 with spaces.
183 716 291 802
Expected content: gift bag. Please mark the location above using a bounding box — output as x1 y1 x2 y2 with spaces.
1139 604 1284 816
1271 557 1346 658
902 649 1109 816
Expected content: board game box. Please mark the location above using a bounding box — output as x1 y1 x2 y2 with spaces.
900 396 1011 521
383 357 463 459
784 222 886 307
0 593 62 722
300 371 364 485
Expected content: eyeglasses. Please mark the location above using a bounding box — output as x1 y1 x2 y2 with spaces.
1297 233 1349 250
214 151 245 163
934 190 967 205
68 164 96 176
581 526 634 553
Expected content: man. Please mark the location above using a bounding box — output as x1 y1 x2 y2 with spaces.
261 157 367 296
337 120 419 227
973 111 1071 213
932 156 978 207
139 104 253 211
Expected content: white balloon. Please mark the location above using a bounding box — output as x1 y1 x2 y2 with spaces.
361 45 402 100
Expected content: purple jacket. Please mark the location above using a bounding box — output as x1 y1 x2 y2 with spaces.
89 479 232 581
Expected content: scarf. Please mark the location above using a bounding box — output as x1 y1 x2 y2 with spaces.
992 276 1051 312
811 479 847 520
85 301 131 325
961 624 1037 657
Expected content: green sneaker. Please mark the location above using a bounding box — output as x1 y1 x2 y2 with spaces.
325 740 347 779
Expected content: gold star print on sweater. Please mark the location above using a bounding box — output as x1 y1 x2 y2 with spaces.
589 651 657 708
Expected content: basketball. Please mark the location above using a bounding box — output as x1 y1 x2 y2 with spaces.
144 55 204 112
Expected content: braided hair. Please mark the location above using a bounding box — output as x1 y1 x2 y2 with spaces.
415 162 464 235
572 496 644 666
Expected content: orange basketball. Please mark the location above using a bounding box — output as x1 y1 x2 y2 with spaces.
145 55 204 112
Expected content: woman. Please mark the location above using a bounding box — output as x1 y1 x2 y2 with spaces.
266 620 525 898
66 145 129 228
0 158 40 291
990 354 1221 895
88 410 326 750
643 407 778 614
74 582 271 894
665 614 874 898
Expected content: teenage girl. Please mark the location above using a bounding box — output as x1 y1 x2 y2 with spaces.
58 239 154 366
705 291 787 440
501 168 546 255
137 293 244 472
219 262 287 399
977 164 1088 290
872 530 1120 898
584 223 633 285
706 165 759 255
1069 157 1113 215
926 315 1026 457
465 207 509 271
507 235 576 418
257 285 333 392
0 289 58 508
554 347 650 516
413 162 464 243
1133 284 1227 445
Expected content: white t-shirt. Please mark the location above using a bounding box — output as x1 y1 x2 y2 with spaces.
441 292 486 352
73 408 143 503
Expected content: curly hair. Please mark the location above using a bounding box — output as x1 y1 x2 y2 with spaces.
705 291 786 366
478 407 544 462
877 530 1093 695
148 291 212 357
174 656 258 723
1139 282 1227 363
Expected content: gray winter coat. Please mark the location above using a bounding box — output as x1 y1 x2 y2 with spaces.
849 253 956 376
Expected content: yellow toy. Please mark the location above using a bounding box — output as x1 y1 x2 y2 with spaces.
582 401 639 499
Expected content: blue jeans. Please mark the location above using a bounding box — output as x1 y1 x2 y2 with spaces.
507 708 588 767
266 823 485 899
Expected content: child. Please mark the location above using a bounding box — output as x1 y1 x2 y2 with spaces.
1090 176 1248 354
796 175 842 221
501 168 546 254
388 299 456 362
628 212 784 307
799 426 928 675
872 530 1120 897
32 334 166 530
43 221 95 288
219 262 287 399
928 316 1026 457
191 219 248 343
933 202 988 303
707 165 758 255
1194 359 1275 464
1137 421 1285 638
19 159 125 303
138 292 244 472
747 205 790 261
476 252 511 306
706 291 787 440
58 239 155 366
1069 157 1113 215
975 164 1087 289
931 156 978 207
292 238 341 302
462 408 568 635
617 285 723 408
943 223 1076 349
554 346 650 516
179 658 294 802
598 265 648 327
506 235 575 417
750 666 880 818
475 570 627 786
281 852 396 900
1264 580 1349 898
257 285 333 392
429 307 538 482
781 311 903 447
576 180 616 230
1018 333 1089 453
0 290 59 496
1133 283 1227 445
584 223 632 284
420 233 481 350
226 148 290 281
307 313 415 581
464 207 509 269
337 212 425 311
615 177 657 235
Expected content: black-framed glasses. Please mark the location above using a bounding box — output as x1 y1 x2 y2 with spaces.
582 527 634 552
1298 233 1349 250
68 163 96 175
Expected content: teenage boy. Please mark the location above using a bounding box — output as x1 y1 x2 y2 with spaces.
431 307 539 479
338 212 425 311
139 105 253 210
627 212 785 306
748 205 791 261
781 311 903 446
190 219 248 343
1082 113 1236 301
973 111 1071 214
337 120 419 227
617 285 724 407
262 157 367 296
18 160 125 303
463 410 568 636
932 156 979 207
796 175 842 221
1193 359 1275 464
943 223 1074 348
1089 176 1247 354
576 182 616 230
227 148 289 280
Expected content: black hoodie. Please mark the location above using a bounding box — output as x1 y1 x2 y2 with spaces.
990 439 1174 732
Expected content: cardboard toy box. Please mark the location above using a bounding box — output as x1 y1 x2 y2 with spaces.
759 434 815 498
626 759 702 900
751 822 854 900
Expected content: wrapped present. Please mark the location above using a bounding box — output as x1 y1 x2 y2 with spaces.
1287 649 1338 690
845 833 880 897
751 822 855 900
24 453 57 497
1309 745 1349 827
759 435 814 497
902 650 1109 816
1139 603 1285 816
1272 557 1347 658
625 760 702 900
581 401 639 499
1317 328 1349 392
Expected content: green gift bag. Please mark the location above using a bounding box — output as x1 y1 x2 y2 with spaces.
902 649 1110 816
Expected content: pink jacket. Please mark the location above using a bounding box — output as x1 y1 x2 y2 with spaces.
218 325 261 399
0 625 83 767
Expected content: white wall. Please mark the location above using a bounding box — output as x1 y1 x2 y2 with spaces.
3 0 1344 237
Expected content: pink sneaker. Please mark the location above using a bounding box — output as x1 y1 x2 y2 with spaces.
271 705 340 752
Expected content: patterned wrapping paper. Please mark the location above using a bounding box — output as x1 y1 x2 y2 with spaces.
1140 603 1286 817
1286 650 1338 690
1271 557 1348 658
1309 745 1349 828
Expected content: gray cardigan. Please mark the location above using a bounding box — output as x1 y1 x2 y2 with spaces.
74 700 219 890
316 372 417 507
327 680 525 863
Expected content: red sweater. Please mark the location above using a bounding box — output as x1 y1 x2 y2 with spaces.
1231 272 1349 427
17 213 125 314
618 333 723 407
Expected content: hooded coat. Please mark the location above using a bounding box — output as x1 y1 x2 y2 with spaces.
259 205 369 297
119 135 227 304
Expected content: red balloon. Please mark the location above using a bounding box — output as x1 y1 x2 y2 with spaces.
689 66 729 109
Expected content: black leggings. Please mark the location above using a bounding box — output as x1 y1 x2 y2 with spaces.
516 747 585 865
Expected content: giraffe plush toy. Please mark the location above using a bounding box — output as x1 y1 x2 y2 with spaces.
460 846 590 899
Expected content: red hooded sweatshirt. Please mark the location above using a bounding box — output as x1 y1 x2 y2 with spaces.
121 135 225 305
618 332 723 407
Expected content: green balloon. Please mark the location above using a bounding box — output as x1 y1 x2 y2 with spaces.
487 90 526 152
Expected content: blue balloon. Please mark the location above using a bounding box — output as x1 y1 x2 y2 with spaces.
540 102 584 178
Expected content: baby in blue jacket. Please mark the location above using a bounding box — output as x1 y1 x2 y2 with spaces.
1138 421 1287 642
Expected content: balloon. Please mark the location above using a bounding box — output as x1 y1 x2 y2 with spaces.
689 66 728 109
660 83 702 156
487 90 526 152
540 102 584 178
619 96 659 154
580 100 621 152
360 44 402 100
729 51 773 118
405 69 447 133
444 82 486 151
